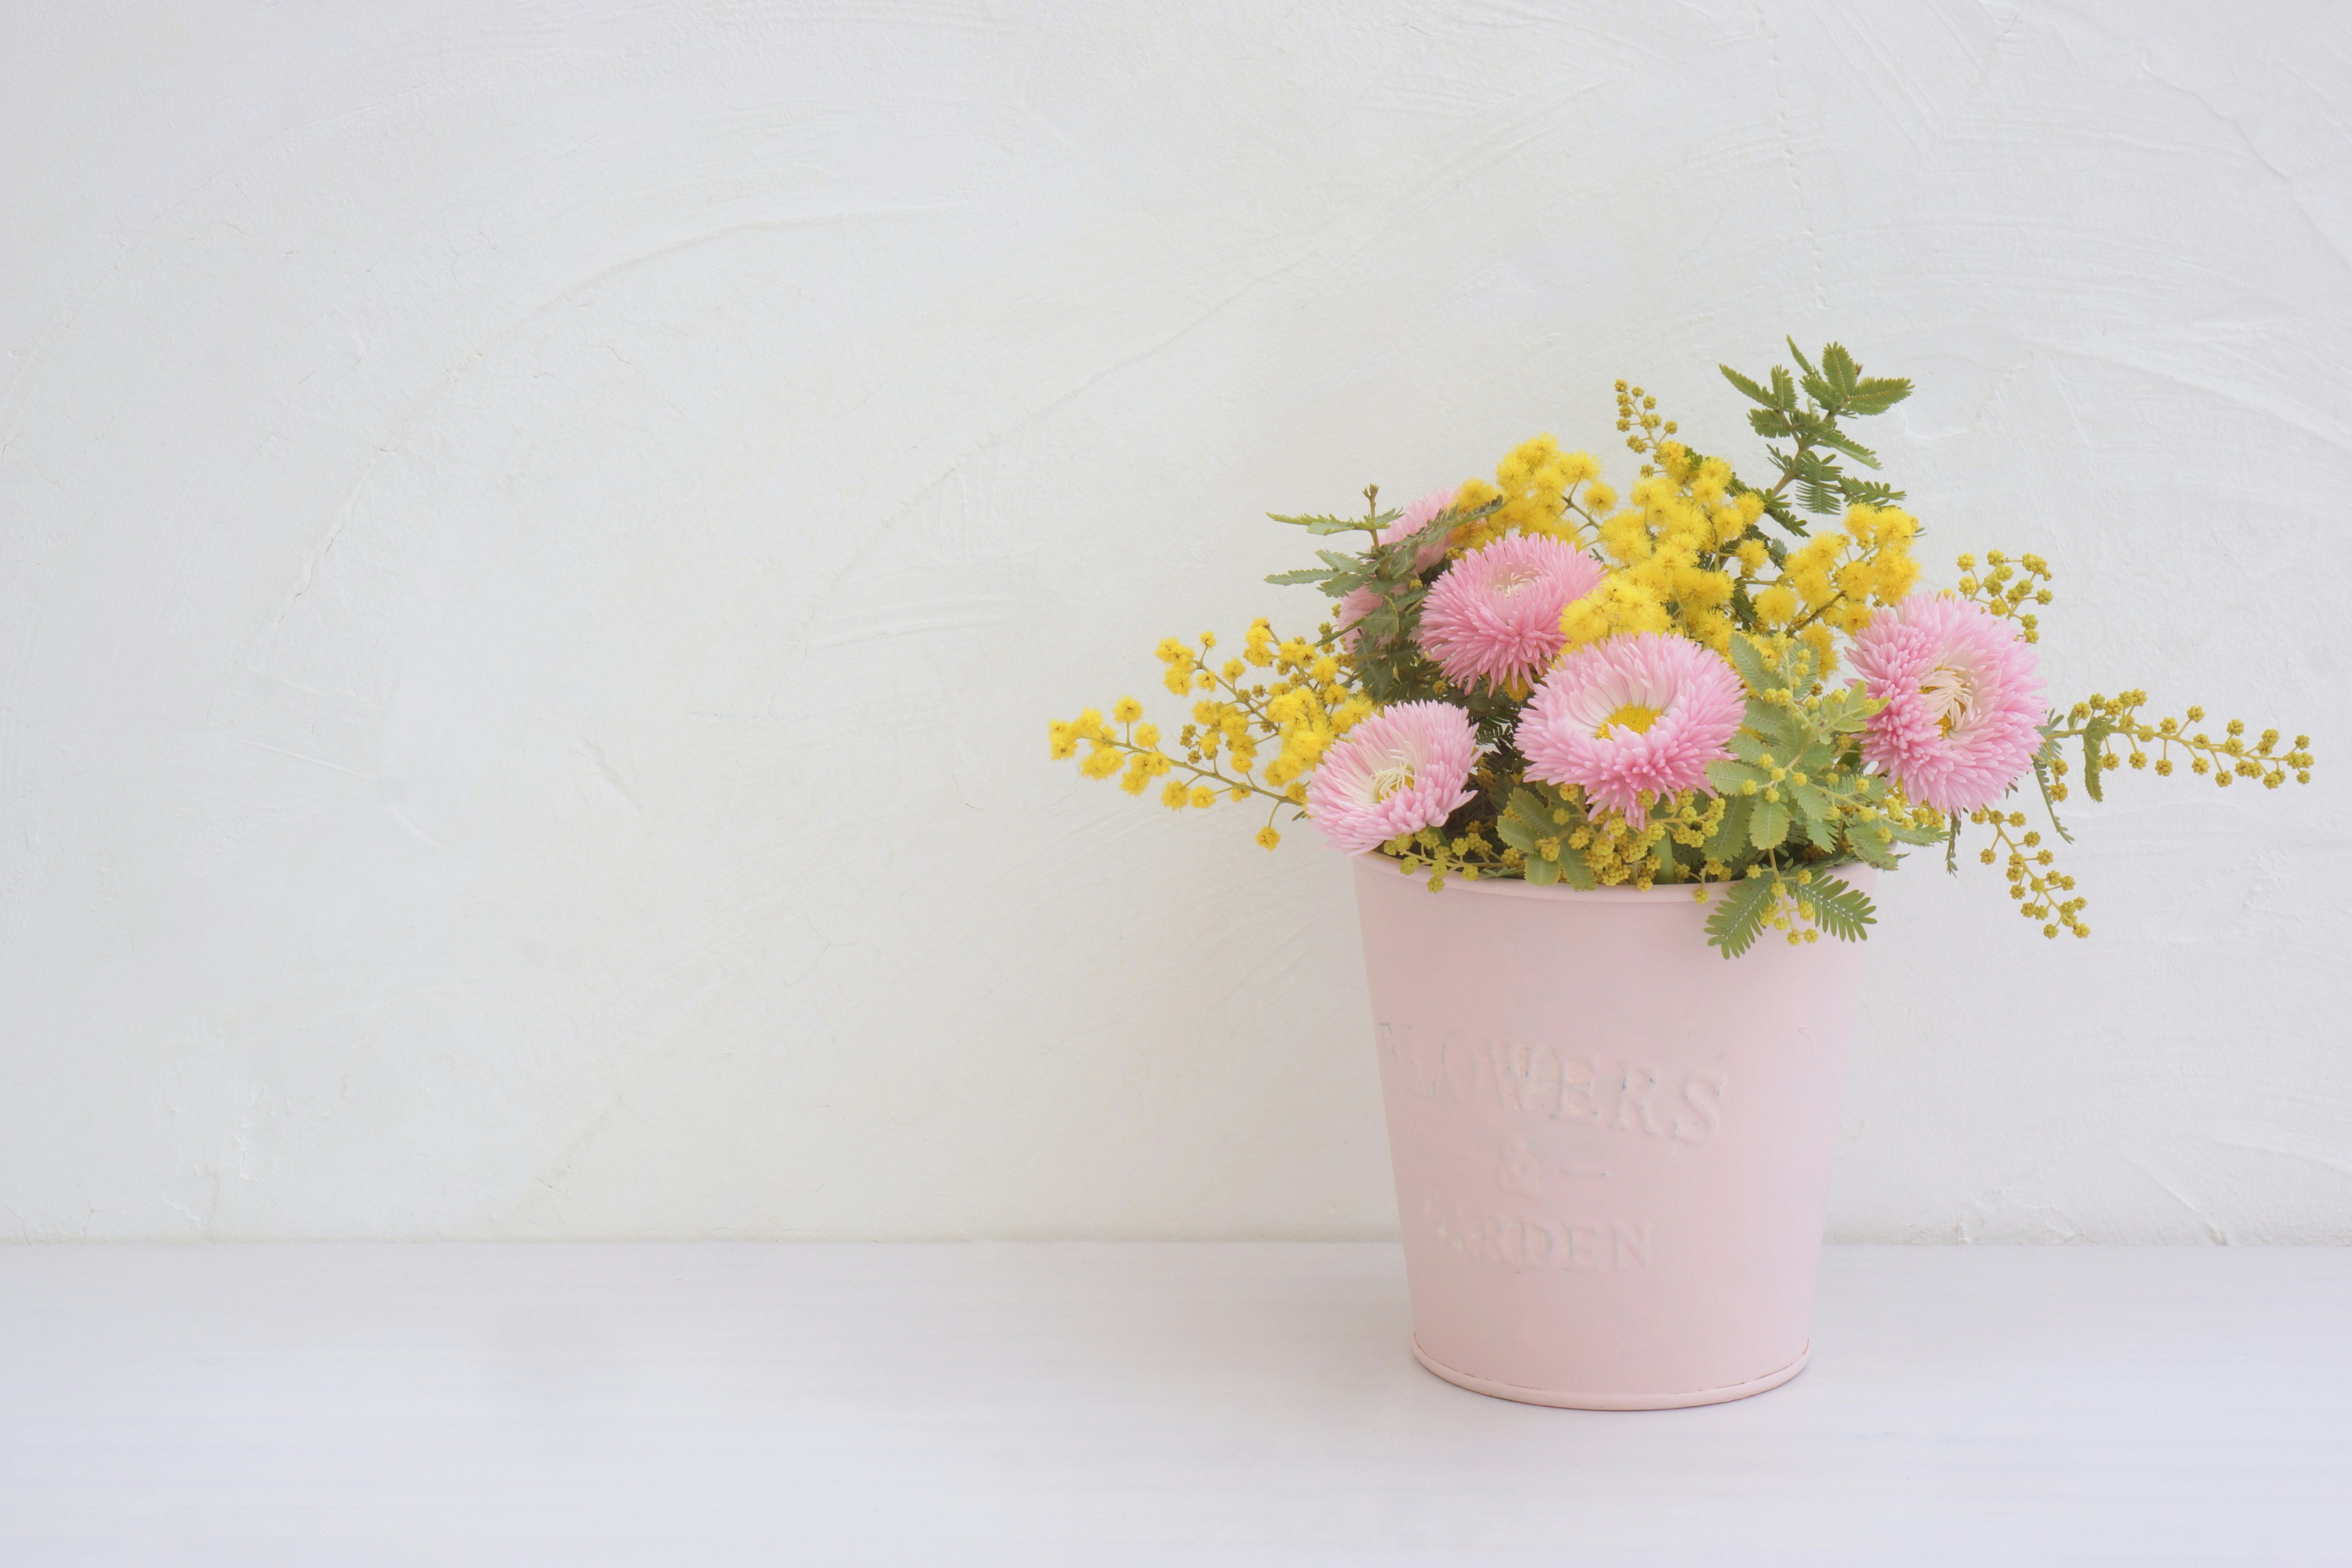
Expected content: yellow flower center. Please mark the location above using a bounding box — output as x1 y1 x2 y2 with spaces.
1919 665 1977 736
1368 760 1415 801
1596 704 1661 738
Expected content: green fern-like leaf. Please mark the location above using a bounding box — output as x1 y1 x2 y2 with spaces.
1727 635 1779 693
1268 510 1395 537
1734 700 1806 758
1845 822 1901 871
2032 747 2075 843
1702 794 1755 865
1819 687 1876 733
1807 875 1877 941
1750 797 1792 851
1493 809 1537 857
1887 815 1947 846
1836 474 1907 506
1790 785 1838 853
1795 470 1843 516
1843 376 1913 416
1779 636 1821 692
1706 759 1769 793
2081 716 2114 803
1721 366 1775 407
1503 787 1562 842
1813 426 1880 470
1705 876 1776 959
1820 342 1861 402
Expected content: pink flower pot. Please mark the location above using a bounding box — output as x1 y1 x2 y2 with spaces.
1351 856 1873 1410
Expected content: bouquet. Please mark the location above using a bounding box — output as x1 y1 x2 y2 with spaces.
1049 341 2314 957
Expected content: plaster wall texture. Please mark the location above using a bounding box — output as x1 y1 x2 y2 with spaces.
2 1 2346 1243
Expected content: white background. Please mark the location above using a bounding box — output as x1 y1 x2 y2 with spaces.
2 1 2345 1244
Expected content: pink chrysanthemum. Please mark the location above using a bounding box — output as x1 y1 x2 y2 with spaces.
1334 584 1386 653
1306 700 1480 854
1414 534 1606 693
1847 595 2044 815
1386 486 1460 570
1336 486 1458 652
1515 633 1747 823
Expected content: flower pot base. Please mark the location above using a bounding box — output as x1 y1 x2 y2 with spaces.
1357 858 1868 1414
1409 1335 1812 1411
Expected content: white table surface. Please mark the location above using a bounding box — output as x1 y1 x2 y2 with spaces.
2 1243 2346 1566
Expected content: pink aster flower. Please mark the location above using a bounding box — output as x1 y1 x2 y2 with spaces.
1335 486 1459 653
1334 584 1386 653
1847 594 2044 815
1306 700 1480 854
1382 485 1460 572
1414 534 1606 693
1515 633 1747 823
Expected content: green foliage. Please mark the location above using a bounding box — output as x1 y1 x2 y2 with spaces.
1700 794 1755 864
1075 325 2316 968
1791 786 1839 853
1814 682 1876 734
1704 876 1776 959
1806 875 1877 941
1705 757 1770 793
1491 788 1547 859
1243 341 1969 959
1719 340 1913 538
1725 633 1779 695
1883 813 1947 847
2030 738 2076 843
1494 783 1597 889
1266 489 1500 710
1264 504 1400 538
1672 633 1934 952
2079 714 2114 804
1845 821 1901 872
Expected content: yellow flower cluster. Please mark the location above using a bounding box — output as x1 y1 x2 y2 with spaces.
2045 695 2313 793
1384 820 1507 891
1451 393 1928 675
1445 412 1926 676
1953 549 2054 643
1749 503 1921 670
1385 783 1731 894
1568 790 1729 888
1045 350 2320 957
1993 687 2313 940
1447 434 1611 554
1972 808 2087 938
1049 619 1371 845
1560 443 1756 654
1616 379 1676 472
1047 702 1182 798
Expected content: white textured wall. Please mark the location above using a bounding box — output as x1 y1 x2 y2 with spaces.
3 1 2346 1243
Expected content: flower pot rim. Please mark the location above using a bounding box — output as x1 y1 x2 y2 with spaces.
1354 852 1873 905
